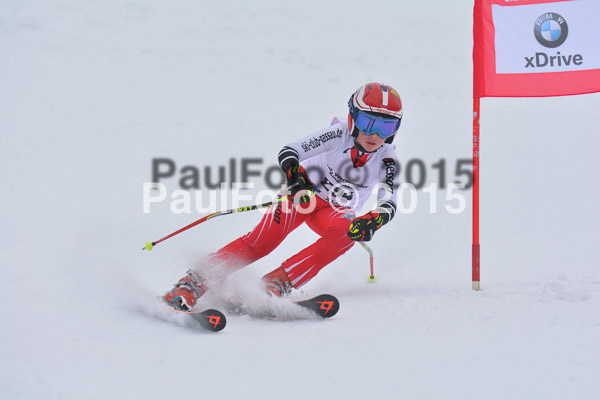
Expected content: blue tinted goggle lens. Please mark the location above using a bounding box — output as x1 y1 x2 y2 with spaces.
354 112 400 139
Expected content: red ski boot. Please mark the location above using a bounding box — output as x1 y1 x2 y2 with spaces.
163 270 208 311
262 267 293 297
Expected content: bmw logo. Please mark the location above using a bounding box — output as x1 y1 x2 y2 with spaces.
534 13 568 48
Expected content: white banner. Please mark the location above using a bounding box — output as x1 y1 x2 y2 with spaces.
492 0 600 74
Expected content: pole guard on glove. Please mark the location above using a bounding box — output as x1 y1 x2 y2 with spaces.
285 165 317 204
347 211 384 242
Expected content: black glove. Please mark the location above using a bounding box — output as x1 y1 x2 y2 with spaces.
286 165 316 204
347 211 384 242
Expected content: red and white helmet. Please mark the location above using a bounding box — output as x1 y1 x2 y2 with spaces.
348 82 403 144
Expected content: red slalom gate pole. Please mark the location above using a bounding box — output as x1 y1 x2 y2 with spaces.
472 97 481 291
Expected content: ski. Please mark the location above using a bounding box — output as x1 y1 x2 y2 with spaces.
171 308 227 332
222 294 339 320
295 294 340 319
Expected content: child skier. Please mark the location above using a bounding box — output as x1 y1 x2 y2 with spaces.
164 82 403 311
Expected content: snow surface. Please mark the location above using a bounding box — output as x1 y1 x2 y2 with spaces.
1 0 599 399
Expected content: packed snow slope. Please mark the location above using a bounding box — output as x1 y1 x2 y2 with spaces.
1 0 599 399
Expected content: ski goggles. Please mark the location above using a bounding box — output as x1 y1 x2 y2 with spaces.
353 111 401 139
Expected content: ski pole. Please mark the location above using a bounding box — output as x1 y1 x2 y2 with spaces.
359 242 376 282
142 197 287 251
143 193 376 280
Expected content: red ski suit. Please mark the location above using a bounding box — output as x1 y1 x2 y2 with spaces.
202 195 355 289
199 116 399 289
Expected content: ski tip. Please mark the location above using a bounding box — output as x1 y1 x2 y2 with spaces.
316 294 340 318
168 307 227 332
296 294 340 319
189 309 227 332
